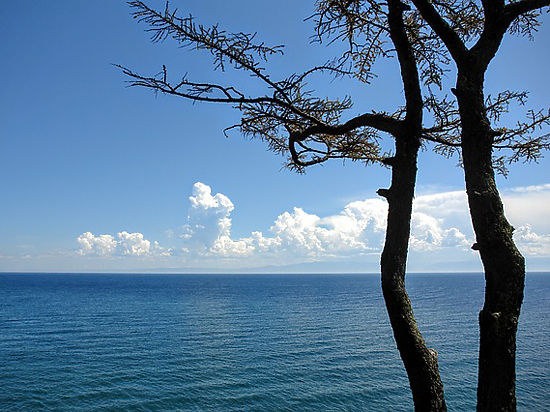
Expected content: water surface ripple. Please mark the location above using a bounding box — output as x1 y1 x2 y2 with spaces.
1 273 548 411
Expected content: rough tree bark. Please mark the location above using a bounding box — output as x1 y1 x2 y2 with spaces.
379 133 447 411
378 1 447 409
455 69 526 412
408 1 550 408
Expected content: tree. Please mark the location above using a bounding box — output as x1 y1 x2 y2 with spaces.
121 0 448 409
121 1 549 410
407 1 550 410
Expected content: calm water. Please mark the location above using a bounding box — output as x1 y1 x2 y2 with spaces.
0 273 548 411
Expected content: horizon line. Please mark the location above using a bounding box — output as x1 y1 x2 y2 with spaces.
2 271 549 275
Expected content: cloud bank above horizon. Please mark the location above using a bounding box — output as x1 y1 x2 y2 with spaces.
73 181 550 271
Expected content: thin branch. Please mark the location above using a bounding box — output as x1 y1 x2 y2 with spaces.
409 0 468 64
129 1 291 102
117 65 326 126
505 0 550 21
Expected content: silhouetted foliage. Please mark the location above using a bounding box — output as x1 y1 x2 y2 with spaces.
122 1 550 410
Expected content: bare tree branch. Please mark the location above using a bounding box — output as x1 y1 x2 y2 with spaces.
409 0 468 64
505 0 550 20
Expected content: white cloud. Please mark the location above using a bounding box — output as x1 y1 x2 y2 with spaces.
266 199 388 257
77 232 117 256
514 225 550 256
178 183 470 260
408 191 473 252
77 231 170 257
74 181 550 269
508 183 550 193
189 181 234 213
117 231 151 256
409 212 470 252
210 235 255 257
502 190 550 233
413 190 467 217
181 182 252 256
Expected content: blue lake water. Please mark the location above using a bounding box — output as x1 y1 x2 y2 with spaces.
0 273 548 411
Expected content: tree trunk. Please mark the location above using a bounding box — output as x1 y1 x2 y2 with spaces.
456 71 526 412
380 134 447 411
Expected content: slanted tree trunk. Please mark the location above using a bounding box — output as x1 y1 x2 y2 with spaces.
379 2 446 409
456 70 526 411
379 133 447 411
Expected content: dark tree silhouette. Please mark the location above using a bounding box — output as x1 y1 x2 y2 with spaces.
408 1 549 409
121 1 549 410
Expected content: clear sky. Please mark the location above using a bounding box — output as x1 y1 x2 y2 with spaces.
1 1 549 273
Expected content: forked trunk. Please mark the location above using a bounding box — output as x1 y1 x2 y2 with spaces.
456 72 526 412
380 134 447 411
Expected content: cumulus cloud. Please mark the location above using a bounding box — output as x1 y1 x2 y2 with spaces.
117 231 152 256
75 181 550 267
177 183 470 260
409 212 470 252
514 225 550 256
181 182 253 256
77 233 117 256
77 231 170 257
266 199 388 257
177 185 389 259
408 191 472 252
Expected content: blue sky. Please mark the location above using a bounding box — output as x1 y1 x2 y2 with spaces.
1 1 549 273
